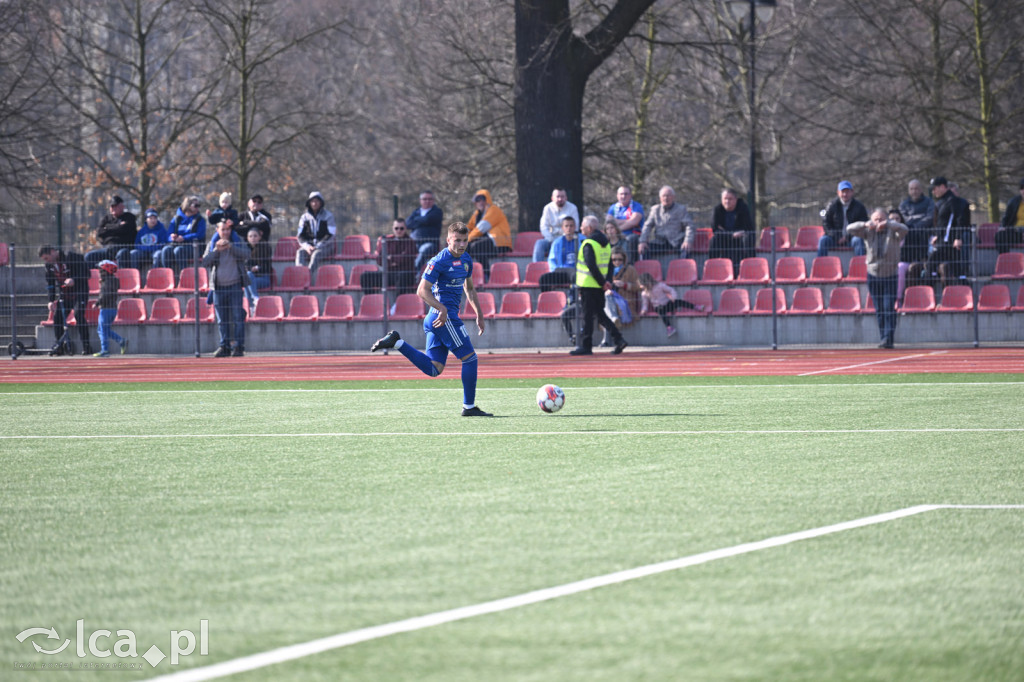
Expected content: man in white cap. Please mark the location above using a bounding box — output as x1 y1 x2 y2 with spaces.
819 180 868 257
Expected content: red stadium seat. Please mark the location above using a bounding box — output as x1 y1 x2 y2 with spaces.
863 292 876 313
116 268 141 294
1013 286 1024 311
113 298 146 324
276 265 311 292
0 242 8 266
976 223 999 248
510 231 543 258
338 234 371 260
736 257 770 285
713 288 750 316
272 236 299 261
792 225 824 251
342 264 378 291
634 259 663 282
82 300 100 326
353 293 384 320
310 264 345 291
698 258 734 285
390 293 425 320
462 291 496 319
899 285 936 313
789 287 824 314
750 287 787 315
825 286 861 314
519 261 548 288
284 295 320 321
690 227 713 253
175 267 209 293
774 256 807 284
756 227 791 252
472 261 484 288
88 269 100 295
977 284 1010 312
250 295 285 321
991 252 1024 280
808 256 843 283
844 255 867 283
320 294 355 321
678 288 712 315
495 291 531 318
533 290 566 317
664 258 697 286
936 285 973 312
140 267 175 294
482 262 520 288
181 297 215 323
148 298 181 323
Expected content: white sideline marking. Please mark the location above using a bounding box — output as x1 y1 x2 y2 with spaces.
3 428 1024 440
150 504 1024 682
798 350 948 376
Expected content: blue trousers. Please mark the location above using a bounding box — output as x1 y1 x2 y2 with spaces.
212 285 245 349
867 273 898 345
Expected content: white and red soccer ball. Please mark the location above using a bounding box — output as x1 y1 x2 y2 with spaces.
536 384 565 413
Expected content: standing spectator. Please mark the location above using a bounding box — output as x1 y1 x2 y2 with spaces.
93 260 128 357
244 227 272 308
819 180 868 257
709 188 755 276
926 176 972 284
897 179 935 265
466 189 512 279
407 190 444 273
996 178 1024 254
570 215 626 355
538 216 580 292
207 192 239 229
155 195 207 272
86 195 138 268
202 218 249 357
295 191 337 279
535 187 580 262
639 271 702 338
361 219 419 296
848 208 908 349
237 194 272 242
129 208 168 272
638 186 694 266
602 246 640 344
38 245 91 355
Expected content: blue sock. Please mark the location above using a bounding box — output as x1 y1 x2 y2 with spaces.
461 353 478 408
398 341 440 377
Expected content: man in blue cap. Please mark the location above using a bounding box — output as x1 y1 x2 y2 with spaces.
819 180 868 257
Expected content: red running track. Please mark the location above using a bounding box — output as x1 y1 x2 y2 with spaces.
2 347 1023 384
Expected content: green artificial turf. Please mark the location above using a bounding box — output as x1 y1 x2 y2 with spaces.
1 375 1021 680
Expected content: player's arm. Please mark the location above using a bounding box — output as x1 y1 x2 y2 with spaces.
463 277 485 335
417 276 447 328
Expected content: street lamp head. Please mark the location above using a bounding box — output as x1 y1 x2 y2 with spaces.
725 0 777 25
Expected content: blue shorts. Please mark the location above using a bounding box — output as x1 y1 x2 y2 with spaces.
423 313 474 364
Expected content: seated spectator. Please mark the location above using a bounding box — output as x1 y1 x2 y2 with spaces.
130 208 168 272
604 219 636 264
638 185 693 263
709 188 755 276
925 175 971 284
86 195 138 269
466 189 511 279
535 187 580 262
407 190 444 273
244 227 272 308
538 216 579 293
996 177 1024 254
295 191 336 279
606 185 644 241
238 194 272 242
208 192 239 229
638 271 702 339
600 246 639 346
154 195 206 272
819 180 867 257
898 179 935 265
361 219 418 296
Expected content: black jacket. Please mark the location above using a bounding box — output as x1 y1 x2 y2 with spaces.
1001 195 1022 228
823 198 869 241
711 199 754 234
43 250 89 301
933 193 971 242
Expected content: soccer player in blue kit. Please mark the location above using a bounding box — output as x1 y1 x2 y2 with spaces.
371 222 493 416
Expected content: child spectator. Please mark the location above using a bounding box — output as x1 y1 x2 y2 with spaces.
638 271 703 338
208 192 239 228
94 260 128 356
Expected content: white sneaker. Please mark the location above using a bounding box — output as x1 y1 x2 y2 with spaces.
666 325 677 337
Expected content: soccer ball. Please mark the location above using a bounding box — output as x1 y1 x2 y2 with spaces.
536 384 565 413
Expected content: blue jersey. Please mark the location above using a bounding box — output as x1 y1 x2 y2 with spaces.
422 248 473 322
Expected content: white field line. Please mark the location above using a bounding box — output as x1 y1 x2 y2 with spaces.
3 428 1024 440
149 504 1024 682
797 350 948 376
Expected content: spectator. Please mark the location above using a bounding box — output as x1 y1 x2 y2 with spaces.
848 207 908 349
361 219 419 296
407 190 444 274
638 271 702 339
819 180 868 257
602 246 640 345
238 194 272 242
244 227 272 308
38 245 91 355
466 189 512 279
535 187 580 262
996 177 1024 254
538 216 580 293
925 176 972 284
93 260 128 357
570 215 626 355
207 192 239 229
295 191 337 279
898 179 935 265
129 208 168 272
155 195 207 272
606 186 645 240
638 185 694 266
201 218 249 357
709 188 755 276
86 195 138 269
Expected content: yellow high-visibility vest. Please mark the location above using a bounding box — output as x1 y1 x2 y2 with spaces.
576 238 611 288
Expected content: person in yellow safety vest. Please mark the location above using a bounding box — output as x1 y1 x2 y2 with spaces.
570 215 627 355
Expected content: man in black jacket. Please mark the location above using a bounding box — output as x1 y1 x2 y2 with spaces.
926 176 972 283
996 178 1024 254
819 181 868 257
85 195 138 268
39 245 92 355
